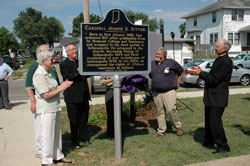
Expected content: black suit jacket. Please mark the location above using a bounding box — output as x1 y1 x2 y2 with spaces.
60 58 91 103
199 54 232 107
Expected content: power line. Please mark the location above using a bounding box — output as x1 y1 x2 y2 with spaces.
98 0 103 18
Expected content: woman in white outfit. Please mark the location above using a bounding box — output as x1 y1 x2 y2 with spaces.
33 50 73 166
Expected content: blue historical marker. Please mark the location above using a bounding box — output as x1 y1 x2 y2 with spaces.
79 9 149 75
79 9 149 160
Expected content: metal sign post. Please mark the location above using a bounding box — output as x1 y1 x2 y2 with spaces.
113 74 122 159
79 9 149 160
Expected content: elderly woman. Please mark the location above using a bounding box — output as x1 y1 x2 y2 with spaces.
33 50 73 166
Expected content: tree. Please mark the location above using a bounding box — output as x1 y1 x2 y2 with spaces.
124 10 159 32
0 27 19 56
179 23 186 38
41 17 65 47
69 13 102 37
13 7 65 53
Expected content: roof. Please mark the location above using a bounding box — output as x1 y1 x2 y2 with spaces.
164 37 195 43
239 24 250 32
182 0 250 19
186 27 203 33
59 37 79 47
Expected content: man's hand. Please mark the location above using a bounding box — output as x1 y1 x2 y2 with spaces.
31 102 36 113
189 66 202 75
4 76 9 81
103 79 112 85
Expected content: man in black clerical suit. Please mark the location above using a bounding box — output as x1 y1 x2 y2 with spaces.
60 44 91 148
189 39 232 154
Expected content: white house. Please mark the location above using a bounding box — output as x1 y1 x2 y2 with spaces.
182 0 250 57
164 37 194 65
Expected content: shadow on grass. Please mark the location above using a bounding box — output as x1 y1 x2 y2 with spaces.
62 124 102 156
232 124 250 136
187 127 205 144
62 132 75 156
148 120 176 134
243 97 250 101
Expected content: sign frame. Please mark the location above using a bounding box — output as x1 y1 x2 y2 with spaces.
79 9 150 76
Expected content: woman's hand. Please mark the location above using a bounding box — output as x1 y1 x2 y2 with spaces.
58 80 73 91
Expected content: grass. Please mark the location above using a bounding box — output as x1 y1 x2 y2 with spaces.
22 58 35 69
12 71 23 80
60 93 250 166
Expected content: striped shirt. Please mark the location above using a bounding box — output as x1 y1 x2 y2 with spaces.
33 65 60 114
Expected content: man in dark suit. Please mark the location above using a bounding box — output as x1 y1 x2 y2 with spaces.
189 39 232 154
60 44 91 148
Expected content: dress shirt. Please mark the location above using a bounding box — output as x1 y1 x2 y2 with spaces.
0 63 13 80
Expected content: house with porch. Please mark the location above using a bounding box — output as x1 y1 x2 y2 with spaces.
182 0 250 57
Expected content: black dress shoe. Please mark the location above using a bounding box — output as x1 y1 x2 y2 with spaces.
212 147 230 154
72 142 81 149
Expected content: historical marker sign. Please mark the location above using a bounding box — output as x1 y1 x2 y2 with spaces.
79 9 149 75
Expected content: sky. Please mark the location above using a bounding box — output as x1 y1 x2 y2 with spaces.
0 0 216 39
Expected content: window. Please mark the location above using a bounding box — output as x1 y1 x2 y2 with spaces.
210 34 214 44
228 33 233 44
247 33 250 46
191 36 194 39
210 33 218 44
215 33 218 43
194 16 197 26
234 33 240 45
196 36 201 45
212 11 216 22
245 55 250 60
232 9 237 21
238 10 244 21
232 9 244 21
228 33 240 45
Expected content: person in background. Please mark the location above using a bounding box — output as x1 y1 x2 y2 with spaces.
189 39 232 154
60 44 91 148
0 57 13 110
33 49 72 166
100 76 115 139
150 47 184 138
25 44 59 158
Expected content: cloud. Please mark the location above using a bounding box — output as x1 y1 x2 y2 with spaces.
44 4 65 10
150 9 189 22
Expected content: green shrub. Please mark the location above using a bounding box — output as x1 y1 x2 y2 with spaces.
89 108 107 125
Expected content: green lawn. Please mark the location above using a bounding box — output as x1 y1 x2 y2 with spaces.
60 93 250 166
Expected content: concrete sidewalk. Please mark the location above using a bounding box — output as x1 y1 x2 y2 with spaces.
0 88 250 166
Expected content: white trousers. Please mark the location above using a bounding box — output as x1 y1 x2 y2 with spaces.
32 113 42 155
41 112 64 164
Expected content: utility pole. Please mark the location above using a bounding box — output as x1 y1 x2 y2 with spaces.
171 32 175 60
84 0 92 94
84 0 90 23
160 19 164 47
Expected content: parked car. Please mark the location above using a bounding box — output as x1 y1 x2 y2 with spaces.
2 55 20 70
233 53 250 68
17 56 26 65
53 55 62 63
91 76 106 93
182 59 250 88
